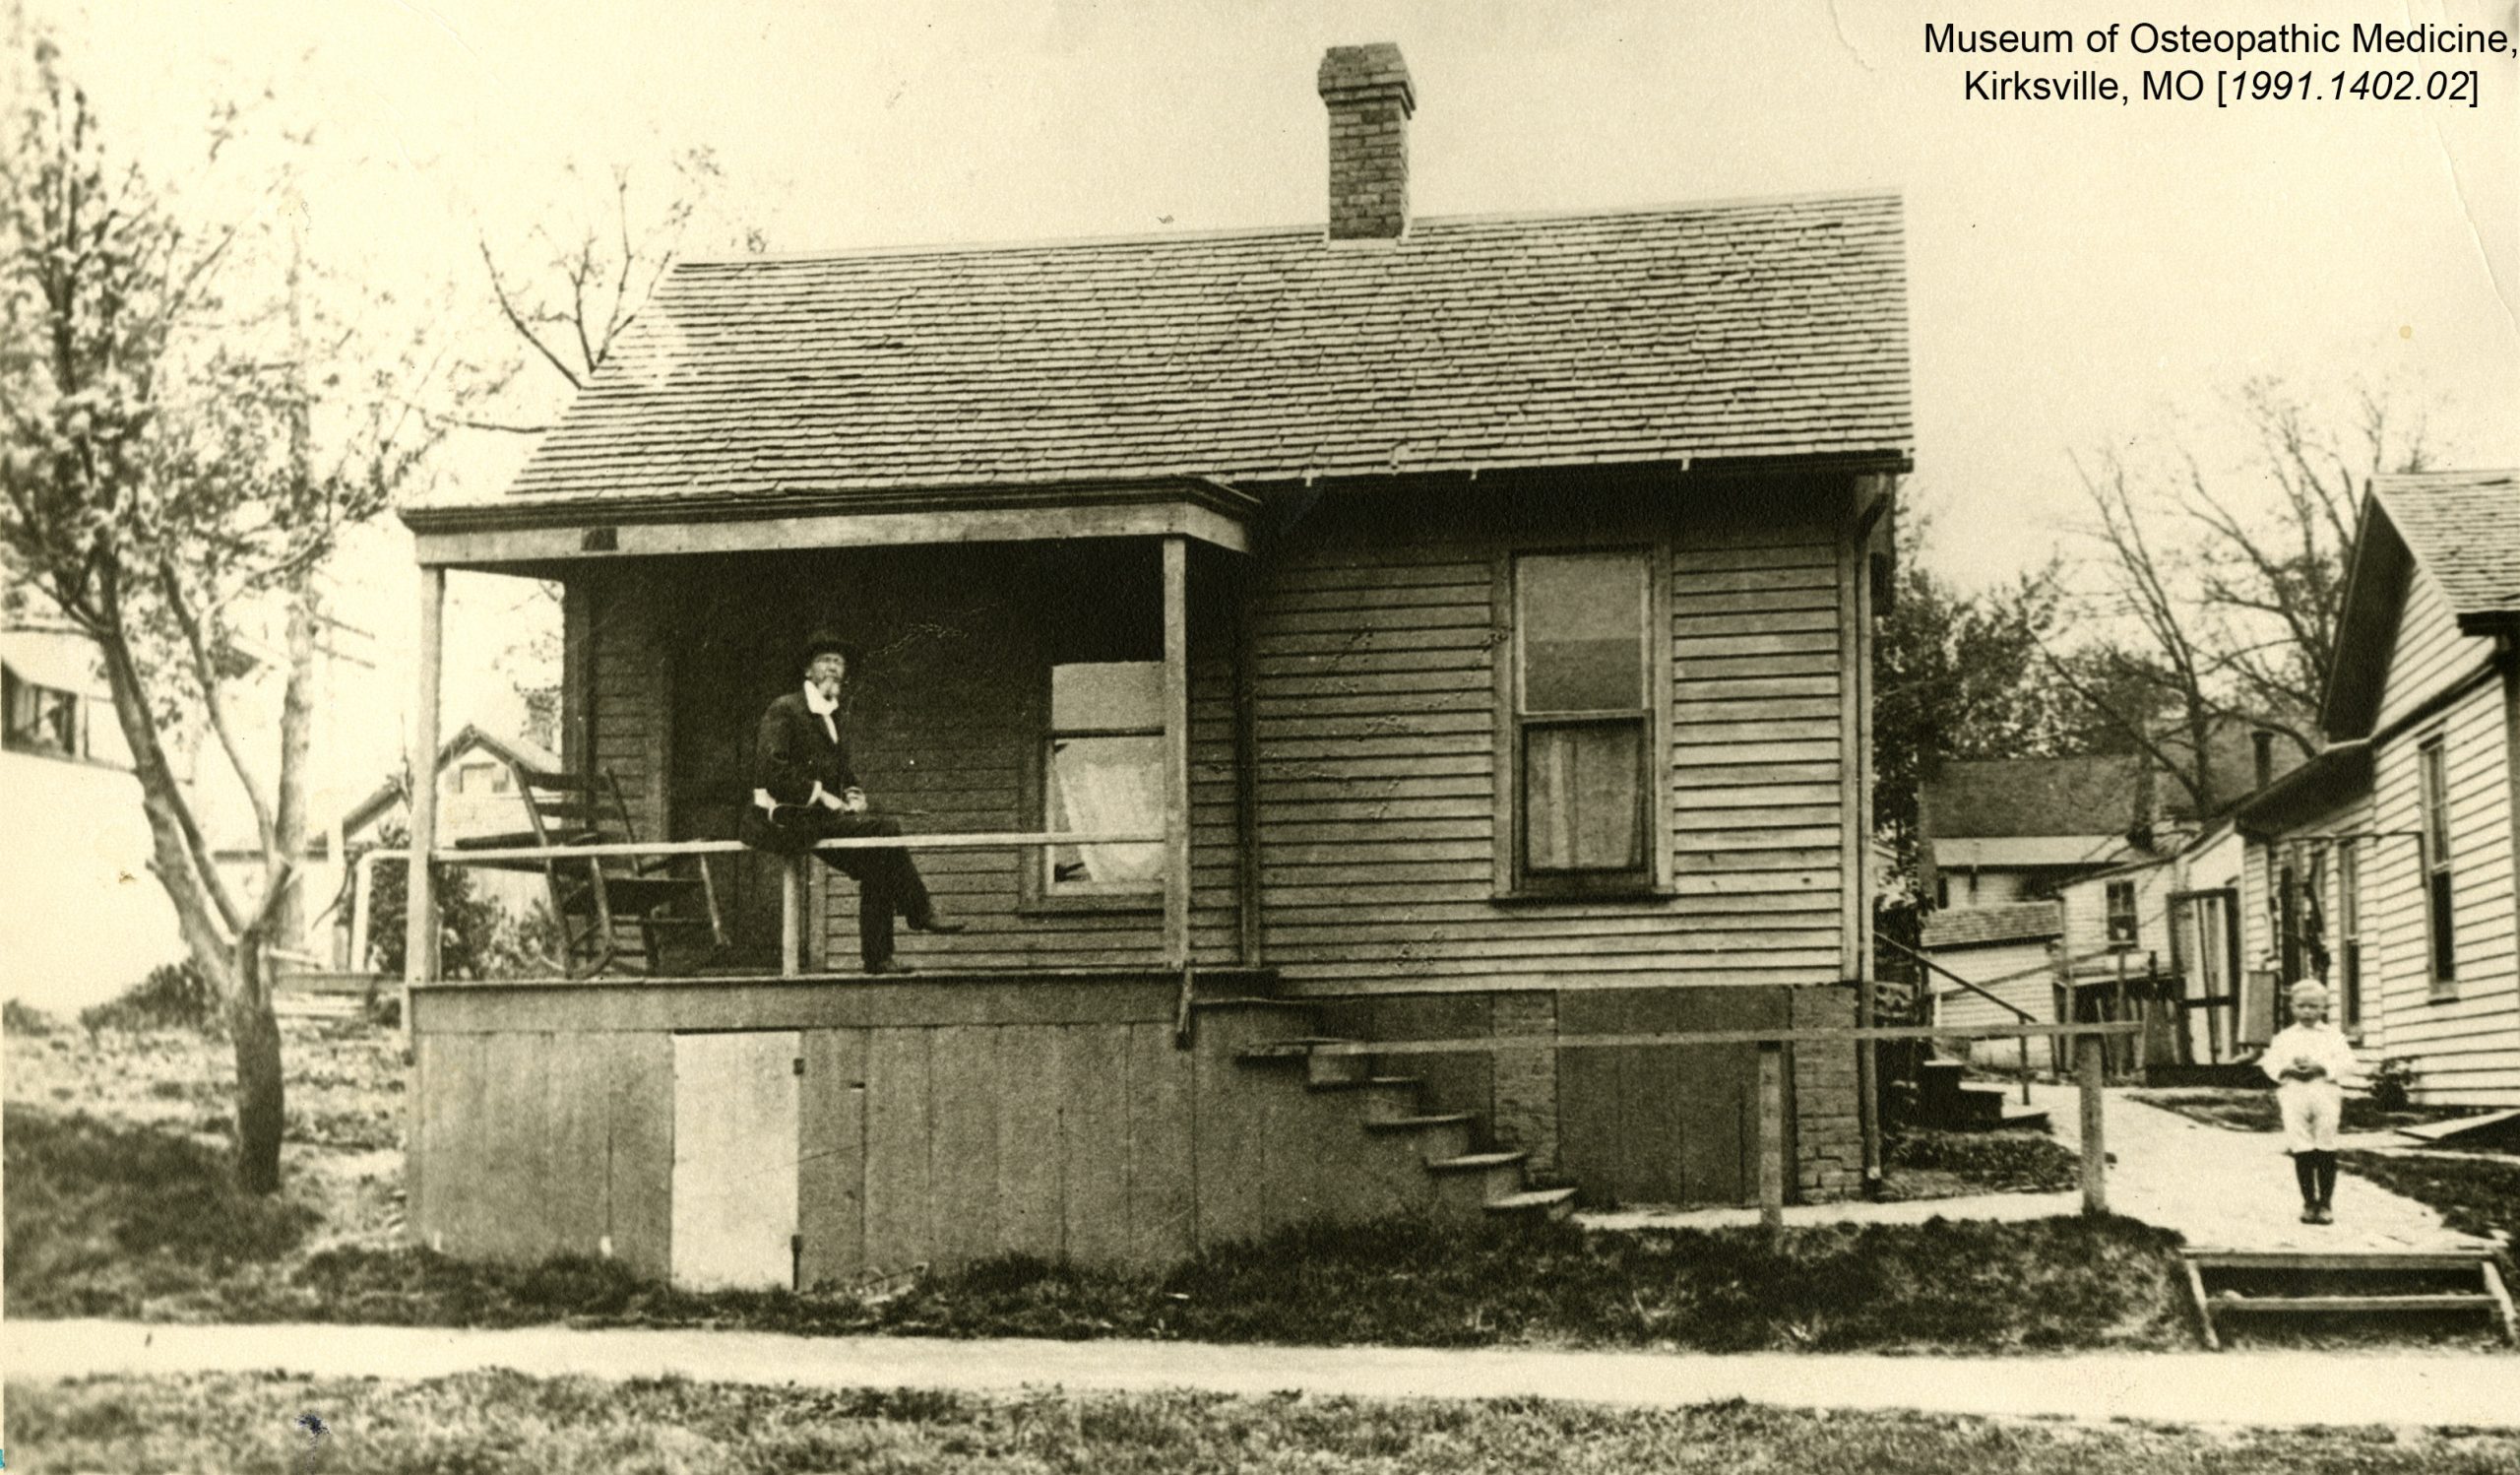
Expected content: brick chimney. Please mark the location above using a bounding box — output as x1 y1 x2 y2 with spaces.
1317 43 1414 240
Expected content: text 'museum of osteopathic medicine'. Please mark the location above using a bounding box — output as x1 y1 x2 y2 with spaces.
1923 19 2513 105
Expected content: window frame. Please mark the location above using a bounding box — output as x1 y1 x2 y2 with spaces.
1022 658 1167 915
1493 542 1671 901
2418 736 2457 996
2 662 115 767
2335 837 2362 1028
2104 878 2139 948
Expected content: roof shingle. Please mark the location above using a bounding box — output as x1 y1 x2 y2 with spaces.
507 192 1913 502
1922 900 2062 950
2373 472 2520 625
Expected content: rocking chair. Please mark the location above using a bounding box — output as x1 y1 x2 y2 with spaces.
449 765 725 976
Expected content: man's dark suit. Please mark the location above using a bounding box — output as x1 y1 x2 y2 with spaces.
738 689 936 970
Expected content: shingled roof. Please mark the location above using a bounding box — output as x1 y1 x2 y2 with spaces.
2321 470 2520 737
1922 756 2146 841
1921 900 2061 950
504 192 1912 503
2373 471 2520 627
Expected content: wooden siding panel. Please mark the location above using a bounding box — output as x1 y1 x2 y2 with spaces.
2376 566 2494 732
2364 672 2520 1102
1125 1021 1197 1265
605 1032 675 1280
797 1028 868 1288
860 1028 933 1275
928 1026 1001 1266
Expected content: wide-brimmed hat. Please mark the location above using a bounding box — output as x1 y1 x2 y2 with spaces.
799 629 860 673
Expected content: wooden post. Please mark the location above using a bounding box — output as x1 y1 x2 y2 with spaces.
2112 947 2129 1077
347 849 379 978
1758 1041 1787 1246
780 855 806 978
2078 1032 2108 1215
405 567 445 995
1161 536 1191 970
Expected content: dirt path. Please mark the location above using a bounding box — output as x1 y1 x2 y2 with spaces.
8 1318 2513 1428
2028 1085 2500 1254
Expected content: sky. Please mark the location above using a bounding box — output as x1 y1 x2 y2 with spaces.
5 0 2515 989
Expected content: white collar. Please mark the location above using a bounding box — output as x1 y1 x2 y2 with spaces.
803 681 839 717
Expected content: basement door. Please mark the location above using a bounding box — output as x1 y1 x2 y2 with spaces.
671 1031 801 1290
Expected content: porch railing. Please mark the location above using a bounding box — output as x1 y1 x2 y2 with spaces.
351 828 1170 985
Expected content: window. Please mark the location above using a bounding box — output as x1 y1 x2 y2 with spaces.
455 761 513 796
1510 550 1654 892
2336 839 2362 1027
2420 738 2456 993
2105 879 2138 947
1043 662 1164 896
1 662 121 765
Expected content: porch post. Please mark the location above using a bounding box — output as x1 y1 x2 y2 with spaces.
1163 536 1191 969
405 566 446 991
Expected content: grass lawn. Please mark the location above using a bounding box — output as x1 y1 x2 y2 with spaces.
4 1100 2193 1351
2127 1088 2472 1137
19 1373 2520 1475
10 1016 2202 1354
2337 1151 2520 1250
1881 1127 2080 1202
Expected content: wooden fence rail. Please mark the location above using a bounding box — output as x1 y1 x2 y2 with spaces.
1307 1021 2141 1243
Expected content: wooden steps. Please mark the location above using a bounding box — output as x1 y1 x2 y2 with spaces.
1223 1012 1573 1226
2181 1249 2519 1349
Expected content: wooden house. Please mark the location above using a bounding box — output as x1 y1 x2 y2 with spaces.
1918 901 2059 1069
1 620 182 1010
393 44 1912 1287
2236 471 2520 1106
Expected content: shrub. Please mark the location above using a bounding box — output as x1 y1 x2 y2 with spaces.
360 823 514 980
78 960 221 1035
4 997 57 1035
2368 1057 2421 1114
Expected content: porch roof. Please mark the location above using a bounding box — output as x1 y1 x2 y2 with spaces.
409 189 1910 554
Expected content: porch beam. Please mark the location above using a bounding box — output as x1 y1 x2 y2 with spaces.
405 566 446 992
412 498 1251 568
1163 536 1192 969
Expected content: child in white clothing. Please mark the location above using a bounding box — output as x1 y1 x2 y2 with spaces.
2259 980 2362 1224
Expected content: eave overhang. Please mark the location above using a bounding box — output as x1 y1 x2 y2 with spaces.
2233 741 2373 838
400 475 1265 569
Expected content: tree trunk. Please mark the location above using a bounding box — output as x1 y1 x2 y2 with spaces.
227 937 286 1195
273 574 319 951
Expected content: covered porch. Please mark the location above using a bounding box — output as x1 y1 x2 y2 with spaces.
396 477 1259 987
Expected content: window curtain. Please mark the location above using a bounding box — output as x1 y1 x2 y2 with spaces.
1050 736 1164 883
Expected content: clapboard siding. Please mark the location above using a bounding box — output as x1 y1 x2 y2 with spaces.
587 568 671 841
1251 478 1856 996
2374 565 2489 730
2361 568 2520 1103
2243 788 2375 1047
581 545 1241 969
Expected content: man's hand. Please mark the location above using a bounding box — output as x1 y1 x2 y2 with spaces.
841 787 869 813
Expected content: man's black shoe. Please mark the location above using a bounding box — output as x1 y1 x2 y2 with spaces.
864 959 917 975
908 914 967 934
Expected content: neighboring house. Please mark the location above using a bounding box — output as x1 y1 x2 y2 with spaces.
2051 820 2249 1066
332 724 567 964
1919 900 2059 1069
391 45 1913 1286
2235 471 2520 1107
1920 755 2154 911
1922 721 2299 913
212 723 567 971
0 622 185 1010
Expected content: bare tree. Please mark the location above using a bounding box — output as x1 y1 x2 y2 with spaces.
471 148 744 426
0 43 446 1191
2057 377 2436 817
